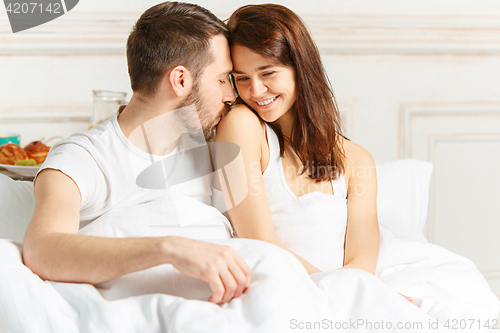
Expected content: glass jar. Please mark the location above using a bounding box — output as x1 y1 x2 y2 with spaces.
91 90 127 127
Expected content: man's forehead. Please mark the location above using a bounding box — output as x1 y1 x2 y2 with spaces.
205 56 232 77
209 34 230 56
207 35 233 76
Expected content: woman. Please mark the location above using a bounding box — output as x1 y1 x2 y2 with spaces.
211 4 500 316
213 3 413 303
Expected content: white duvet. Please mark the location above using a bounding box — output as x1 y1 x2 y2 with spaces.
0 199 498 333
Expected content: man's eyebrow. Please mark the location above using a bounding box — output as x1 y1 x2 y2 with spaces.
219 68 232 77
232 65 276 75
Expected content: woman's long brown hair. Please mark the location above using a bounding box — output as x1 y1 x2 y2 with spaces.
227 4 347 182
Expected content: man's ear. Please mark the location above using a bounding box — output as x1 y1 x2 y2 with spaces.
168 65 193 97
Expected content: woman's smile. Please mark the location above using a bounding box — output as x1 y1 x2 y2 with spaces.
254 95 279 108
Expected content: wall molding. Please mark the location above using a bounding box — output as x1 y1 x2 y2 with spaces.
0 111 91 146
308 14 500 55
399 104 500 159
426 133 500 239
400 105 500 285
0 12 136 55
0 111 90 123
1 12 500 55
425 133 500 279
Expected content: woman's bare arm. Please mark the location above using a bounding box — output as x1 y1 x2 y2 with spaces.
215 105 320 274
339 140 380 275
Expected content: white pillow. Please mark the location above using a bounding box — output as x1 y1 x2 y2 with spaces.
0 174 35 242
376 159 432 243
0 159 432 243
79 196 233 239
0 174 233 242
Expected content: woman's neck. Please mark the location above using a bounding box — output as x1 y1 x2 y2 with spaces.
273 106 296 140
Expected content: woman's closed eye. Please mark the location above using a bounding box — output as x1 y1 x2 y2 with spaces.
263 71 276 76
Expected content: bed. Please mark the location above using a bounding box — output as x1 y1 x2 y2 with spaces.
0 159 498 332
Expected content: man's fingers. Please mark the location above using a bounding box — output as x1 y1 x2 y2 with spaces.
398 293 415 303
227 260 250 298
207 273 225 304
174 241 252 304
233 254 252 288
218 267 238 304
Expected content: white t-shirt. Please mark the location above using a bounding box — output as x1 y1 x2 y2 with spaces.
37 112 214 229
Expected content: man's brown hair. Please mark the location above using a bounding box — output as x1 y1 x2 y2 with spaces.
127 2 228 96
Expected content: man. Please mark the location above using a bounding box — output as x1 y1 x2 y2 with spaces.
23 2 250 305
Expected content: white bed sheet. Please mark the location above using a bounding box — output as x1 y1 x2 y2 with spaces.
1 225 498 332
1 189 499 332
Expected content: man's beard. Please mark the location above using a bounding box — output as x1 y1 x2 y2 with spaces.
177 82 230 144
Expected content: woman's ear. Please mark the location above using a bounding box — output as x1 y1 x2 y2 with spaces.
168 65 193 97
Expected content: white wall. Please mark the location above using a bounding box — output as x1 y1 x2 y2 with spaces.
1 0 500 300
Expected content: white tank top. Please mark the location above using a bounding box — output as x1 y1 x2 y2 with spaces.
212 123 348 271
262 124 348 271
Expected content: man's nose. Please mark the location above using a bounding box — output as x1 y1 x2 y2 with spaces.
223 83 236 104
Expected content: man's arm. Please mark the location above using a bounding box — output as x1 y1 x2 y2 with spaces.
23 169 251 304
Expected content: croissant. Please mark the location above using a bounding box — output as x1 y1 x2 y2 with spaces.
24 141 50 164
0 143 28 165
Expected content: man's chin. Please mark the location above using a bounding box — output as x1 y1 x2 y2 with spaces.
204 128 215 142
187 127 214 144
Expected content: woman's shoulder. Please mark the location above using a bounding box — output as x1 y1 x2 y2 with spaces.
341 138 373 162
340 137 376 178
221 104 262 125
216 104 265 139
215 104 268 168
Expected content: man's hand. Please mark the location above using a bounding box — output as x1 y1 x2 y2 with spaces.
165 237 252 304
399 293 415 304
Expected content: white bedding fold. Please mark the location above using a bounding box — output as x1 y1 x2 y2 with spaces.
1 237 498 333
1 200 498 333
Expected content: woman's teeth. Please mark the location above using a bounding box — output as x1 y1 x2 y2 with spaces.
256 96 277 106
